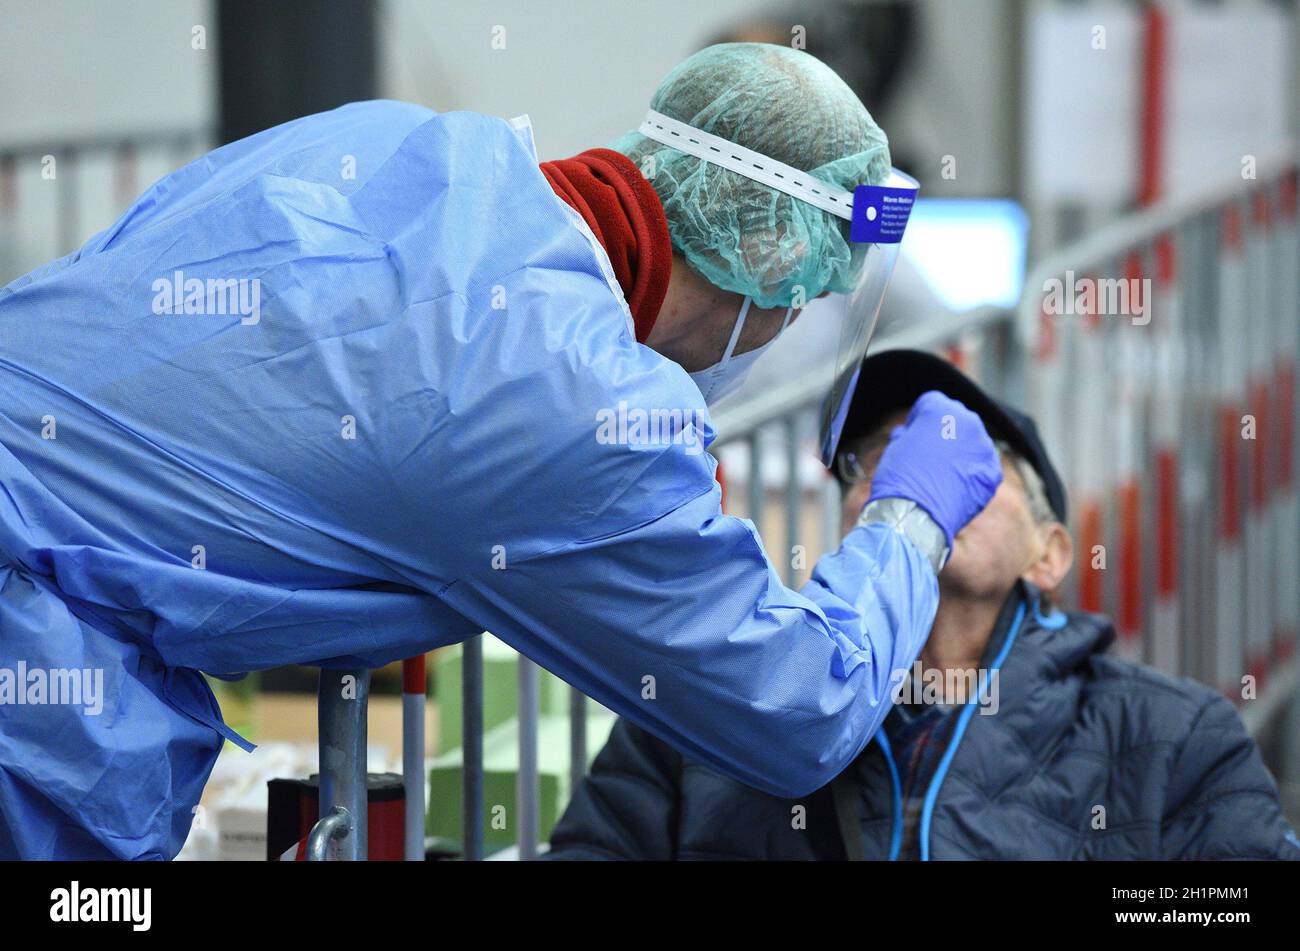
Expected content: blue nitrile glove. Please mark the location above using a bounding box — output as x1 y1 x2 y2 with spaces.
867 390 1003 548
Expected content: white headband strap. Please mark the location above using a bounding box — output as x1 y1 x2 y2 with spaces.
637 109 856 221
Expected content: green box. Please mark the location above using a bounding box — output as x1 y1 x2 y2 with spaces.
426 708 615 852
432 635 572 753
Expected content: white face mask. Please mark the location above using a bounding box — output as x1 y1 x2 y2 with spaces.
689 297 792 406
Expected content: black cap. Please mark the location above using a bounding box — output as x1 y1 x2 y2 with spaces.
833 349 1068 524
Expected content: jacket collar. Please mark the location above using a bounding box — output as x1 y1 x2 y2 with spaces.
1000 582 1116 680
885 582 1116 733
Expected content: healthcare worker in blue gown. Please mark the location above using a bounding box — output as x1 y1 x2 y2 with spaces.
0 44 1001 858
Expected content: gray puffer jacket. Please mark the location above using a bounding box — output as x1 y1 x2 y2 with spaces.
548 586 1300 860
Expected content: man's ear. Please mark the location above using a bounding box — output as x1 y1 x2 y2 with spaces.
1022 522 1073 599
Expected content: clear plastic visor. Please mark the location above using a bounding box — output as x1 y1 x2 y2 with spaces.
707 172 914 467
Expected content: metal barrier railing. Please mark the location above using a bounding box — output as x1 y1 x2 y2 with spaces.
309 668 370 861
448 306 1031 860
0 131 210 283
444 152 1298 860
1019 151 1299 700
7 129 1293 860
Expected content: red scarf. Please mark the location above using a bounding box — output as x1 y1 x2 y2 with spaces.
540 148 671 343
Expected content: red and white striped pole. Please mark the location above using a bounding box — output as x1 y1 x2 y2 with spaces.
1272 170 1299 664
1076 280 1107 619
1114 254 1146 659
1030 297 1076 604
1150 236 1182 675
1215 203 1247 700
402 654 426 861
944 340 969 375
1244 189 1276 690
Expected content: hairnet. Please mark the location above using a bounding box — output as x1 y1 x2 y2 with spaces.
611 43 892 309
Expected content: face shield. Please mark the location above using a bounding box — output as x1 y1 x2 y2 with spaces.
636 110 919 464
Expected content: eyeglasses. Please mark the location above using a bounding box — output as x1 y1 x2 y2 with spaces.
834 447 874 486
834 438 1015 487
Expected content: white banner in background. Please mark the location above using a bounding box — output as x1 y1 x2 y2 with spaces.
1164 7 1292 194
1025 3 1293 204
1025 4 1142 204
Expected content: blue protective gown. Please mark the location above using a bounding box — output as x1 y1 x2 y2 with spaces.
0 101 938 859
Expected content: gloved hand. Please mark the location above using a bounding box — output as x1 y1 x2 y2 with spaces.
867 390 1003 548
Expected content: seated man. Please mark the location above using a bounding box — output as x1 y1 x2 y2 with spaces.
547 349 1300 860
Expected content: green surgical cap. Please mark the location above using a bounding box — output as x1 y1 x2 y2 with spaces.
611 42 892 309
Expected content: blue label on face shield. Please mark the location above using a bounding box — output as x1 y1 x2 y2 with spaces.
850 184 916 243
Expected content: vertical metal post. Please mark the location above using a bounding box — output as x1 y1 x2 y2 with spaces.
1001 317 1028 412
461 634 484 861
0 154 15 222
785 415 801 586
170 140 195 180
401 655 426 861
1189 211 1217 684
516 655 540 861
112 142 137 211
568 685 587 795
822 474 842 558
1179 215 1200 682
748 429 764 529
57 148 77 255
317 667 369 861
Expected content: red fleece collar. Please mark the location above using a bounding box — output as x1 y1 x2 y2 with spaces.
540 148 671 343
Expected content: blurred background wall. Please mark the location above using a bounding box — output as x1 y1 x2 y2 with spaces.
3 0 1297 278
0 0 214 143
2 0 1296 276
